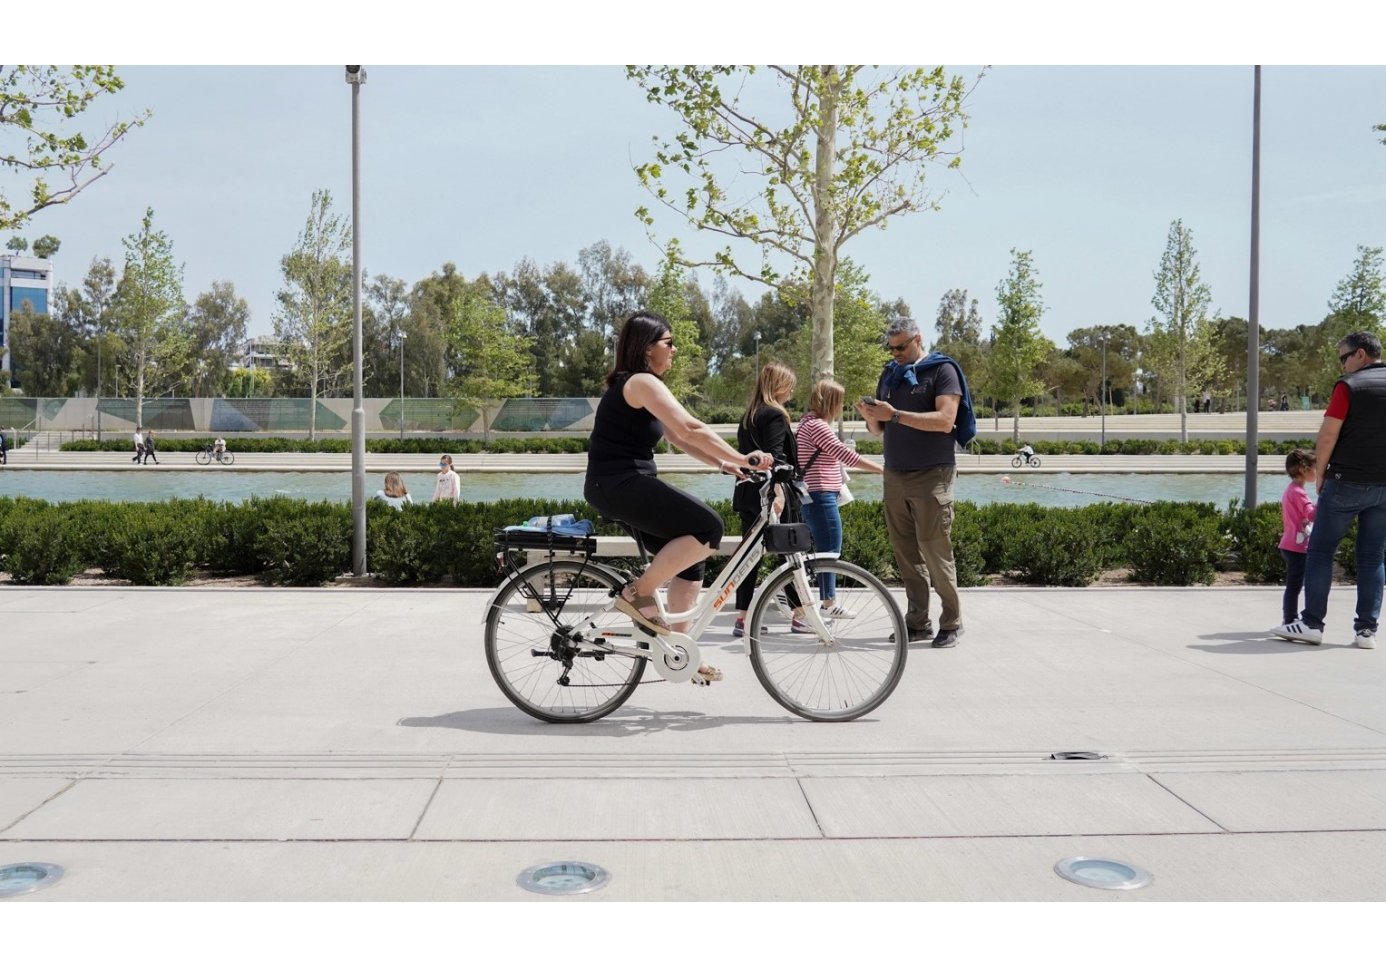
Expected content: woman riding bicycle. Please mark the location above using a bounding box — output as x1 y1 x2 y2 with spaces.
583 311 769 680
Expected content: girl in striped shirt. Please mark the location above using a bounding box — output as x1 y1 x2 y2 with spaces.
795 380 884 617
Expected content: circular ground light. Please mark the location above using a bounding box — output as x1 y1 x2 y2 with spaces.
1054 857 1152 891
0 863 65 899
517 861 610 896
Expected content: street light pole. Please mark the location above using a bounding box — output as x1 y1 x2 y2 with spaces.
1245 65 1262 509
398 329 407 442
347 65 367 576
1100 331 1108 448
754 331 761 376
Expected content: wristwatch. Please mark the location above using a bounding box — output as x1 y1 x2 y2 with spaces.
889 412 901 424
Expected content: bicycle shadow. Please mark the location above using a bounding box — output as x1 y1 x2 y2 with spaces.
399 705 856 736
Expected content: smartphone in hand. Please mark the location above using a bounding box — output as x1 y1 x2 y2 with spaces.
860 395 877 406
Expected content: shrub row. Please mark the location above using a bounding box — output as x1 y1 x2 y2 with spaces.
0 495 1339 590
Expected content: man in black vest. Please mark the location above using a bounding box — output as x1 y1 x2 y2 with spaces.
1274 331 1386 649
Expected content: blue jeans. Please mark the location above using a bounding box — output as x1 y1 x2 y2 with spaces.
1301 478 1386 633
801 490 842 601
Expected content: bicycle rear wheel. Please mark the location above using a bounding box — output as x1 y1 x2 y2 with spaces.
220 452 235 465
748 559 907 722
485 560 646 723
195 449 211 465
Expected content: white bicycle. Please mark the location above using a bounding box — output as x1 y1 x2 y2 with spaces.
484 462 907 723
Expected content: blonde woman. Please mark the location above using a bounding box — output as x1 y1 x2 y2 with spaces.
796 379 884 618
375 471 413 510
731 362 804 637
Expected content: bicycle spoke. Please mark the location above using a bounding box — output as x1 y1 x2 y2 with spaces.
486 561 646 723
749 561 906 721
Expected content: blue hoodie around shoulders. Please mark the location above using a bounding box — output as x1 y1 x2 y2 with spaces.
876 352 978 447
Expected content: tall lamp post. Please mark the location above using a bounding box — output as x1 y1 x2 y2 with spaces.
397 329 407 442
346 65 367 576
1100 331 1108 448
754 331 761 377
1245 65 1262 508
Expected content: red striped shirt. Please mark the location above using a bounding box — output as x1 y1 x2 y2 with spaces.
795 413 865 492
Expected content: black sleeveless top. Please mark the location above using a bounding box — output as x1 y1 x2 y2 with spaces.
587 373 665 477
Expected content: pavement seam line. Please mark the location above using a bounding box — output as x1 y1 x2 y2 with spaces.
408 776 446 841
0 778 80 835
794 776 827 839
1143 773 1231 833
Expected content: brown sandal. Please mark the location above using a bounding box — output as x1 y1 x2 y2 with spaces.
694 665 723 686
614 583 672 635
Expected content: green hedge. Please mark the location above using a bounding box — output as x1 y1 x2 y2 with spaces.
0 494 1352 589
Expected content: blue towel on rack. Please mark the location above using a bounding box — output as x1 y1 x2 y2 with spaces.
503 514 595 537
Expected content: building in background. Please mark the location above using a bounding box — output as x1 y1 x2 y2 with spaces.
239 337 294 371
1 255 53 383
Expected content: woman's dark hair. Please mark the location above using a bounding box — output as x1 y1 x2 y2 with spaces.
606 310 671 387
1285 447 1315 477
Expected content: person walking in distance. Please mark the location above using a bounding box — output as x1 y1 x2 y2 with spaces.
132 426 144 463
858 317 976 648
142 428 159 464
432 454 461 504
1274 332 1386 649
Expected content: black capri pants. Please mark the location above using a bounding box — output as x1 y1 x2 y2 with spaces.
585 471 724 581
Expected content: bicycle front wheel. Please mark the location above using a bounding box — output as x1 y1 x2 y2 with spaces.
1010 456 1023 468
195 449 211 465
748 558 907 722
485 560 646 723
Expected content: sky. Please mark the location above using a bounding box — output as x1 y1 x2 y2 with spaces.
10 6 1385 356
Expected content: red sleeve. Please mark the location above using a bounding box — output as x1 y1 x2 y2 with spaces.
1325 382 1350 420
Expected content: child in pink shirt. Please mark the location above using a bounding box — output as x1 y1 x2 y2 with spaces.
1277 448 1317 627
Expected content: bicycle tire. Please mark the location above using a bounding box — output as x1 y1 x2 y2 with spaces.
485 559 646 723
196 449 211 465
1010 456 1023 468
1028 456 1040 468
220 452 235 465
748 558 907 722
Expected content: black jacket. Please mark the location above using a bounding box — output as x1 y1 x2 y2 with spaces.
732 405 798 513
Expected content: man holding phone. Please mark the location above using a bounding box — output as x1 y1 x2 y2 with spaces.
858 317 970 648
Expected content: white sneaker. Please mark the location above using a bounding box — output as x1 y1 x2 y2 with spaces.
773 592 795 621
1272 621 1323 646
821 603 857 619
1353 629 1377 650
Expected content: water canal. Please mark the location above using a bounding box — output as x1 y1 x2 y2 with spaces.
0 470 1293 508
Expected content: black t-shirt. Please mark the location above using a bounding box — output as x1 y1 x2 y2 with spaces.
586 373 664 477
879 359 962 471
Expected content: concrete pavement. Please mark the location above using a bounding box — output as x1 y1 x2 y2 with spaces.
1 582 1383 901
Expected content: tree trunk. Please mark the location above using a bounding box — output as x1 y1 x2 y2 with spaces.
308 361 319 441
1011 399 1020 444
809 66 840 384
